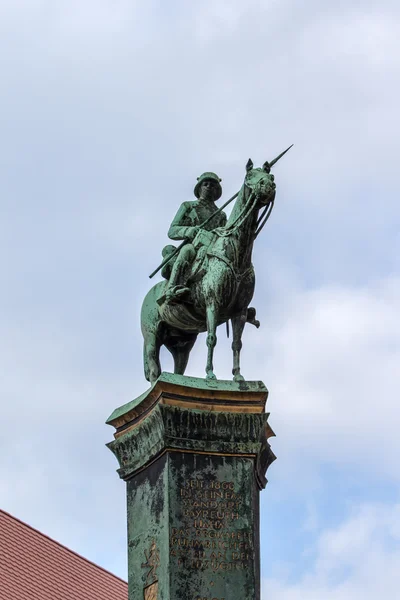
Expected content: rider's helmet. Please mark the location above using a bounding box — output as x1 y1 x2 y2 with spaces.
194 172 222 200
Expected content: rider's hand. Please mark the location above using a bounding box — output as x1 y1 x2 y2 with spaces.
187 226 200 241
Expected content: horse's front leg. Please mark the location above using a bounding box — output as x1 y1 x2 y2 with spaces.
231 312 247 381
206 303 218 380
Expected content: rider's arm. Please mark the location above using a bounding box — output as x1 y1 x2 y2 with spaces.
168 203 198 241
218 211 227 227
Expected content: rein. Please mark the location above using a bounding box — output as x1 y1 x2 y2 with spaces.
216 183 274 242
254 199 274 238
216 187 258 238
208 184 271 292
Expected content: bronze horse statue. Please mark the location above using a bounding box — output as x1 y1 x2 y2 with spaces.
141 159 279 383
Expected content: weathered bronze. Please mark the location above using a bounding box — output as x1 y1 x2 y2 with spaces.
148 188 239 280
107 374 276 600
141 147 292 383
106 150 289 598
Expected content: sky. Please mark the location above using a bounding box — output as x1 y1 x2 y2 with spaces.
1 0 399 597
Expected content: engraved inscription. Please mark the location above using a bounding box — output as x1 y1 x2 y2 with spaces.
170 478 254 572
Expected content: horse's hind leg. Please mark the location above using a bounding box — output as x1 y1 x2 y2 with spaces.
231 312 247 381
143 335 161 383
167 337 197 376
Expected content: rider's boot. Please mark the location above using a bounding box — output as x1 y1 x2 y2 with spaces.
157 245 194 305
165 284 190 303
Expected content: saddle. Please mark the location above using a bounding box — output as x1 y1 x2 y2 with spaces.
188 229 218 283
161 230 218 283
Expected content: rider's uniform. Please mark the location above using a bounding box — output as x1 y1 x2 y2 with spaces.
159 171 225 303
168 200 227 241
160 200 227 290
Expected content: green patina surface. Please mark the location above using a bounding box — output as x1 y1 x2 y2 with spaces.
168 453 259 600
106 386 155 424
107 379 276 600
124 450 261 600
141 148 292 384
106 152 291 597
154 372 267 393
126 454 170 600
106 372 267 425
107 404 273 481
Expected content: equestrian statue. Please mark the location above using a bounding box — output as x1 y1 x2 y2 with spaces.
141 147 292 383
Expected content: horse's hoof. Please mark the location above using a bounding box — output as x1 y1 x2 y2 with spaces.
206 371 217 380
233 373 245 382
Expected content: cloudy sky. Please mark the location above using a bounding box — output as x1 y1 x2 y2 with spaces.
1 0 399 597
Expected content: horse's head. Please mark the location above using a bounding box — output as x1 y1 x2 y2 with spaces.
245 159 276 206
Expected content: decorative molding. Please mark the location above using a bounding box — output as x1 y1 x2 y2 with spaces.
108 402 276 486
107 406 165 479
255 423 277 489
106 372 269 431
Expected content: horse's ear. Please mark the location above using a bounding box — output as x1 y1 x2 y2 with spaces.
263 161 271 173
246 158 253 172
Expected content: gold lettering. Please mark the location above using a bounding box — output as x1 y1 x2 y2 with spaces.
171 479 252 572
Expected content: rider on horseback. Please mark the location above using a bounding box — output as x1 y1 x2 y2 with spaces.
160 172 227 304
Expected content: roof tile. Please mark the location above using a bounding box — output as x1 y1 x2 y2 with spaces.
0 510 127 600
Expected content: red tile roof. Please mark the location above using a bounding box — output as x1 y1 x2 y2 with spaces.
0 509 127 600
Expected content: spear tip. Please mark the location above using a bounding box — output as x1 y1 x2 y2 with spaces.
269 144 294 168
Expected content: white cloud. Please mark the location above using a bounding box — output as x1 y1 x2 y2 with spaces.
0 0 399 584
264 500 400 599
254 275 400 484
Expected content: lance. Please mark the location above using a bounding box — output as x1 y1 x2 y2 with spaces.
148 190 239 278
264 143 293 171
149 144 293 279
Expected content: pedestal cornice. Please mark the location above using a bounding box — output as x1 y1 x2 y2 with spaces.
107 373 276 489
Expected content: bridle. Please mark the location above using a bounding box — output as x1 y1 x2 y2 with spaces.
216 176 275 241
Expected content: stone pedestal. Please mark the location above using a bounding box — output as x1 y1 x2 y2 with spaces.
107 373 276 600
